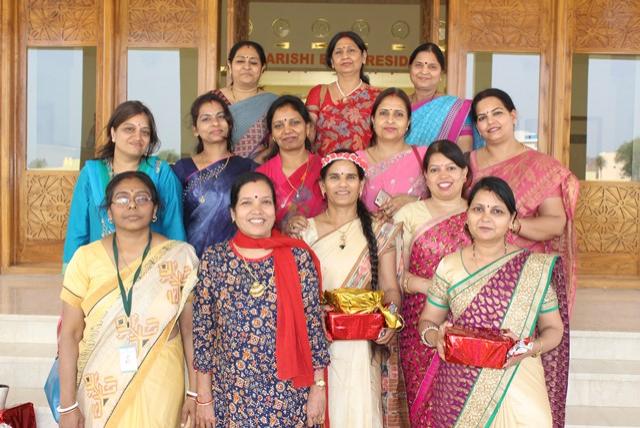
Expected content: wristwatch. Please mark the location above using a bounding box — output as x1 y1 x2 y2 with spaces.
314 379 327 388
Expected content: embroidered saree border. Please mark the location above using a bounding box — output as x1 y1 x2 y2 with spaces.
453 253 556 428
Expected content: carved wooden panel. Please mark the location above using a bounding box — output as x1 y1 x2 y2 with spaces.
575 181 640 276
24 172 77 241
463 0 543 50
573 0 640 51
128 0 198 46
27 0 97 44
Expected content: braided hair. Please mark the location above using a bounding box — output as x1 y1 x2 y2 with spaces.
320 149 380 290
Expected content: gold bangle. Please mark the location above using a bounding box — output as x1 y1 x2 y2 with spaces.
196 397 214 406
532 339 543 358
402 274 412 294
420 325 439 347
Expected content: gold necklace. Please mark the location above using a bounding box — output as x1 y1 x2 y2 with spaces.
325 213 357 250
230 85 258 102
471 242 507 269
235 246 267 298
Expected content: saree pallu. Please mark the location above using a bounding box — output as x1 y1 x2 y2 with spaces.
256 153 325 229
406 95 484 150
61 240 199 428
399 211 470 426
469 149 580 314
212 90 278 160
63 157 186 270
176 156 255 256
358 146 428 213
306 84 381 156
428 251 569 428
302 219 409 428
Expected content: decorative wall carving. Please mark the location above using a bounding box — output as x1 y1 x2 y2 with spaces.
24 173 77 241
128 0 198 45
574 0 640 50
464 0 541 50
27 0 97 43
575 182 640 273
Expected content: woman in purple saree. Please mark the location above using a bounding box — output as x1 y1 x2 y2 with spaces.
172 92 255 256
417 177 569 428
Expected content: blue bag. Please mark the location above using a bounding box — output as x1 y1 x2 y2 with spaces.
43 358 60 422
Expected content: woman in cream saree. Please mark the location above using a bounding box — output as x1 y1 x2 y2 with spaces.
58 172 199 428
299 150 408 428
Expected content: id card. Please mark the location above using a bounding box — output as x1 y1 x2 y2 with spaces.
119 345 138 373
374 189 391 207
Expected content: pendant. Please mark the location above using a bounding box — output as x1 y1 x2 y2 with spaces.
249 281 265 298
199 195 206 204
339 244 346 250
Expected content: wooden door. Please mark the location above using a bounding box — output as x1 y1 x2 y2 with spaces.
446 0 640 286
0 0 219 271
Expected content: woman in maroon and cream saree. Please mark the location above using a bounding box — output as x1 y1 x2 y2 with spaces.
392 140 471 426
418 177 569 428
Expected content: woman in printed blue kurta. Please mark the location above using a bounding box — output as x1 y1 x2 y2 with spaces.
193 244 330 426
62 101 185 270
192 172 330 427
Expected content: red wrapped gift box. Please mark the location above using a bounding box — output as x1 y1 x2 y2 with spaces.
0 403 37 428
444 326 515 369
326 312 384 341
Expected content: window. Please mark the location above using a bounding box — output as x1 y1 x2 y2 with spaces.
27 47 97 170
127 48 198 162
570 54 640 181
466 53 540 149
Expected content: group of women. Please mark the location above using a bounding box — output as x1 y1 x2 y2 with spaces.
56 31 577 428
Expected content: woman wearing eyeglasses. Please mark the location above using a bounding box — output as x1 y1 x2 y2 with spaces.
58 171 199 428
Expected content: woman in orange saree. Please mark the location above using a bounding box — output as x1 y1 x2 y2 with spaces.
468 88 579 314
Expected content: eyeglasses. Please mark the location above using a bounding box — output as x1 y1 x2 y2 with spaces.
111 193 153 207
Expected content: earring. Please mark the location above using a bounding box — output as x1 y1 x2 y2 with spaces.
152 214 158 223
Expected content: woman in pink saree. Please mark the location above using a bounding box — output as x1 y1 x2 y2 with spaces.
468 88 579 314
257 95 325 230
357 88 428 216
393 140 471 426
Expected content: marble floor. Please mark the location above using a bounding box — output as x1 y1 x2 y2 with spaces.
0 273 639 331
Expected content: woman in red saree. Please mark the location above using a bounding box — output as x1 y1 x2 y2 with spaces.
419 177 569 427
468 88 579 314
306 31 380 156
392 140 471 426
257 95 325 230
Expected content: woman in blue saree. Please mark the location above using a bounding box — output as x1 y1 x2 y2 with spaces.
405 43 484 151
63 100 185 271
173 92 255 256
212 40 277 163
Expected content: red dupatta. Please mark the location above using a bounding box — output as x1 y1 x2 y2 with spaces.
231 229 322 388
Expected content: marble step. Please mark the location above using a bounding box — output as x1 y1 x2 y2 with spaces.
0 343 56 389
567 359 640 407
0 314 58 344
571 330 640 361
566 406 640 427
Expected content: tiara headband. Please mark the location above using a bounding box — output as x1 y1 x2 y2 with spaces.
321 152 368 172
